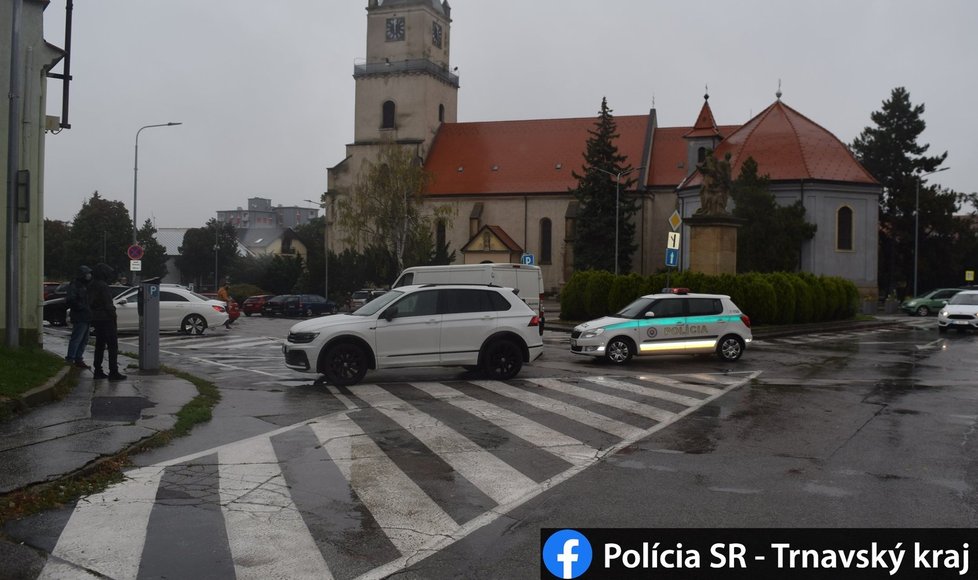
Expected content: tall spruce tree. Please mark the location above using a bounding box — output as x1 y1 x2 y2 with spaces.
851 87 953 296
571 98 638 273
730 156 816 272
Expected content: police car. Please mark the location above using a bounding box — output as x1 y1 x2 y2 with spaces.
570 288 752 364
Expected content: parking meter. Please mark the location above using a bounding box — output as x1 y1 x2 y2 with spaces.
139 277 161 372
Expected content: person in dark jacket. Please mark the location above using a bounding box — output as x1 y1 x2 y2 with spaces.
64 265 93 368
88 263 126 381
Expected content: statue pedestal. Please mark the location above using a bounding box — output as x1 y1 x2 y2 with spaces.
686 214 745 275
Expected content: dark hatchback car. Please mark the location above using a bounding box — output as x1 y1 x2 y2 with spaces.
261 295 292 317
282 294 337 317
241 294 275 316
262 294 337 317
43 283 131 326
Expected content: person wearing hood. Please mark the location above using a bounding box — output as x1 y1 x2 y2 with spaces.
64 265 93 368
88 263 126 381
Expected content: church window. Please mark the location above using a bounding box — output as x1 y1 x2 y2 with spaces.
836 206 854 251
439 104 445 123
540 218 552 264
697 147 707 164
382 100 396 129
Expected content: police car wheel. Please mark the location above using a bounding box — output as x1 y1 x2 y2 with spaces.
604 337 634 364
716 335 744 362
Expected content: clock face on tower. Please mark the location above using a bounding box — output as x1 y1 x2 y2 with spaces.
386 17 405 41
432 22 443 48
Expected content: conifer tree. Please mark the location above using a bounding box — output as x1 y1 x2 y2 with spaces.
851 87 957 295
571 98 638 273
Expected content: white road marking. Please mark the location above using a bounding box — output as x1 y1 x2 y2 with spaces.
309 414 459 555
469 379 640 439
39 467 163 580
410 381 598 466
352 384 537 504
584 376 704 406
219 437 334 580
526 377 676 422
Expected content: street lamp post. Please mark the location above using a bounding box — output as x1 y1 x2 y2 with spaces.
913 167 949 297
593 166 645 275
133 122 182 246
304 196 331 300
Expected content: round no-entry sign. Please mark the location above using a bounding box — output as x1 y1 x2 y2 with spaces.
127 244 144 260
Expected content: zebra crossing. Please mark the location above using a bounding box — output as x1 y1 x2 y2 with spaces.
39 371 758 580
117 333 296 378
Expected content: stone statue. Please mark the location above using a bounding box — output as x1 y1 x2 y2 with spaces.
696 151 733 216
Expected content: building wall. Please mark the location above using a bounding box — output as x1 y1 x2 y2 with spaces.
1 1 62 346
677 182 880 295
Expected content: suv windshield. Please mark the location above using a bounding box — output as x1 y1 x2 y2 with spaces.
949 293 978 306
352 290 403 316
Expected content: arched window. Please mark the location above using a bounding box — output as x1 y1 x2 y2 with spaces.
438 104 445 123
836 206 854 251
382 100 396 129
540 218 552 264
697 147 707 164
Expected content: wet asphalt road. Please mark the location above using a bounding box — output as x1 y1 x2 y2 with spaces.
5 315 976 579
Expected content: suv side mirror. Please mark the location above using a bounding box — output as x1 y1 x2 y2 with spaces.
382 307 398 322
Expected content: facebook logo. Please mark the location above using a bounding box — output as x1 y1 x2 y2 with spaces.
542 529 592 578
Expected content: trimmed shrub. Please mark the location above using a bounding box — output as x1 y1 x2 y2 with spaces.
789 275 814 323
584 270 616 319
559 270 590 321
766 272 797 324
609 273 645 313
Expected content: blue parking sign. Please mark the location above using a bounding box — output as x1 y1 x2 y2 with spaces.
665 248 679 267
521 253 535 265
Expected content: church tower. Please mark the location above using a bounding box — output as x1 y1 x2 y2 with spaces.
326 0 458 254
355 0 458 152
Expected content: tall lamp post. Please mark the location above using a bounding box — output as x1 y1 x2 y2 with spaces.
913 166 949 297
593 166 645 275
133 122 182 246
304 195 332 300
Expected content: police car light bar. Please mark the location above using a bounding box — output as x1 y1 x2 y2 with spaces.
661 287 690 295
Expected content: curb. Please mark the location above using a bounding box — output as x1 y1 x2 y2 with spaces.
0 366 74 417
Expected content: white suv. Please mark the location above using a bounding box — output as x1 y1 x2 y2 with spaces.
283 284 544 386
570 288 752 364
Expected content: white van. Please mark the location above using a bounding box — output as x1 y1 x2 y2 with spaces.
393 263 545 333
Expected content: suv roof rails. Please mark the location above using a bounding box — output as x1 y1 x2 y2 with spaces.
417 282 502 288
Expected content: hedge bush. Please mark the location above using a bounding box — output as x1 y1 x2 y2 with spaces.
558 270 859 325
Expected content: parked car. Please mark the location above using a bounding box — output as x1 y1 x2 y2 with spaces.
113 285 228 334
43 281 62 300
900 288 962 317
283 284 543 386
348 289 387 311
570 288 752 364
201 293 241 323
282 294 338 317
937 290 978 333
43 284 131 326
262 295 293 317
241 294 275 316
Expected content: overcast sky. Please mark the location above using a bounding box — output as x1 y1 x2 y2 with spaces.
40 0 978 228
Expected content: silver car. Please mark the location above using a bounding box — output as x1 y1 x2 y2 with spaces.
570 288 752 364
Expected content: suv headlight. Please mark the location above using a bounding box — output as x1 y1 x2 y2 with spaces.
288 332 319 344
581 328 605 339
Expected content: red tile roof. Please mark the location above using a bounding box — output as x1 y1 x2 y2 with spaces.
647 125 739 188
682 98 722 139
681 100 878 187
424 99 877 197
424 116 649 196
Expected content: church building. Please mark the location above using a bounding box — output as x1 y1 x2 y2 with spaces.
327 0 881 297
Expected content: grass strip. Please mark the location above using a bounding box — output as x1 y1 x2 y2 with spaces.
0 366 221 526
0 346 66 398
